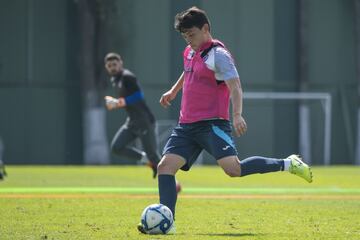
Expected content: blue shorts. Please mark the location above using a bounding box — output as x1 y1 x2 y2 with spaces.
162 119 238 171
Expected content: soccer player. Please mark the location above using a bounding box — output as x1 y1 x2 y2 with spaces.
138 6 312 234
0 160 6 180
0 138 6 180
104 53 160 178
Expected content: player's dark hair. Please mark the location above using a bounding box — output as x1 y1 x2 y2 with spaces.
174 6 211 33
104 52 121 63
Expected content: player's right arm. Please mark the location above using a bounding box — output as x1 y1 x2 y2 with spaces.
160 72 184 108
104 96 126 110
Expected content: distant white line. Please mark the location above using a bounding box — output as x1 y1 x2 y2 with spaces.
0 194 360 200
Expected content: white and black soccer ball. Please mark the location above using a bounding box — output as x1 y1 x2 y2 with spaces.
140 204 174 234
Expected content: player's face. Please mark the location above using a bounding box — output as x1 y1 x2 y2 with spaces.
105 59 123 76
181 25 209 51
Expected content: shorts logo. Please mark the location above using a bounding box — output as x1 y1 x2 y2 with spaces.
222 145 230 151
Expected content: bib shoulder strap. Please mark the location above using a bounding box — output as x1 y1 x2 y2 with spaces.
200 42 223 59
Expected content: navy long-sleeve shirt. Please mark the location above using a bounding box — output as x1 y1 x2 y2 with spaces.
111 69 155 126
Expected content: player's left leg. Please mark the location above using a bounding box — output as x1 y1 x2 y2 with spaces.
139 123 161 178
111 124 144 161
200 120 313 182
217 155 284 177
217 155 312 183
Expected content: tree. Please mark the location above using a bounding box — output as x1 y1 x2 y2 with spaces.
76 0 117 164
355 0 360 165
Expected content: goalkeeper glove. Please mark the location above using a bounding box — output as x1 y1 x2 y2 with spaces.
104 96 125 110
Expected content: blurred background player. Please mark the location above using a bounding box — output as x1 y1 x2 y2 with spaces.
139 6 313 234
104 52 160 178
0 137 6 180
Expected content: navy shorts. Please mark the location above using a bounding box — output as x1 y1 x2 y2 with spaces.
162 119 238 171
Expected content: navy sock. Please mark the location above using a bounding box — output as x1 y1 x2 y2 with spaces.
158 174 177 219
240 156 284 177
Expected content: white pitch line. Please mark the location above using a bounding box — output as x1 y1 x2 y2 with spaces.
0 187 359 194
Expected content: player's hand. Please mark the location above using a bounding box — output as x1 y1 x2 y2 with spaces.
104 96 125 110
233 114 247 137
160 90 176 108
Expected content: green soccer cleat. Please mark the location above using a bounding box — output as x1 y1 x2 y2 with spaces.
287 154 313 183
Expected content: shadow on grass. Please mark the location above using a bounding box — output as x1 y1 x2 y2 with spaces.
136 232 260 238
196 232 258 237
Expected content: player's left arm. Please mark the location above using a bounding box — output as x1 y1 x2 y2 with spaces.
214 47 247 136
225 78 247 137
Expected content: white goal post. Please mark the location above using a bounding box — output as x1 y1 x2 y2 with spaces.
244 92 332 165
155 92 332 166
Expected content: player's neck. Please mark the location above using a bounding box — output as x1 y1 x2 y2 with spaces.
197 35 214 51
204 34 213 43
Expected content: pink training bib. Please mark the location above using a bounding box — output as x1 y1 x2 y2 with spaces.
179 40 230 123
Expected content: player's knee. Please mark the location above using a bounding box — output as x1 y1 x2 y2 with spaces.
110 141 123 153
157 159 176 175
223 168 240 178
110 143 117 154
218 157 241 177
157 160 170 174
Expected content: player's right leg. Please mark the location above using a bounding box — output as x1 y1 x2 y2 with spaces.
137 154 185 234
157 154 186 218
138 124 202 234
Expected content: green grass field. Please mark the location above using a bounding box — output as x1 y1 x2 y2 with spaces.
0 166 360 239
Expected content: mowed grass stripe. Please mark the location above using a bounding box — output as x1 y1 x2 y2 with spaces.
0 194 360 200
1 187 360 194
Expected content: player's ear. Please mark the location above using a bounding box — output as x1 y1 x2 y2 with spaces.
202 24 210 33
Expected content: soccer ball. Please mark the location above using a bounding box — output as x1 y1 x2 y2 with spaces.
140 204 174 234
